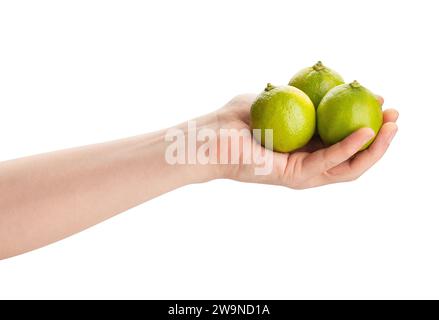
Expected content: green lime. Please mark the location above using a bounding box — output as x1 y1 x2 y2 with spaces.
317 80 383 150
250 83 315 153
288 61 344 108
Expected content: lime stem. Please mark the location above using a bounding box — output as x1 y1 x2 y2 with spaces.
265 83 275 92
312 61 325 71
349 80 361 88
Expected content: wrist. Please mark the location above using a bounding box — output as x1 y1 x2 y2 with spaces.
161 112 228 185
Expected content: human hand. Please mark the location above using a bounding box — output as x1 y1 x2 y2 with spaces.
215 94 398 189
0 91 398 260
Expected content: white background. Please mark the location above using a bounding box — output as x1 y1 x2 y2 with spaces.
0 0 438 299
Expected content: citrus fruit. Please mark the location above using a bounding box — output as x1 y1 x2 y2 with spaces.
250 83 315 153
317 80 383 150
288 61 344 108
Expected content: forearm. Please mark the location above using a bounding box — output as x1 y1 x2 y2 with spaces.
0 115 218 259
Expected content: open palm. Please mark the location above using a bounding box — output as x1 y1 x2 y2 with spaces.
217 94 398 188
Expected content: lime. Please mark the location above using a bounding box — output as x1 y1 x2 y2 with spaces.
317 80 383 150
288 61 344 108
250 83 315 153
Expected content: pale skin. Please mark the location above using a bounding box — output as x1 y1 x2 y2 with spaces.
0 94 398 260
